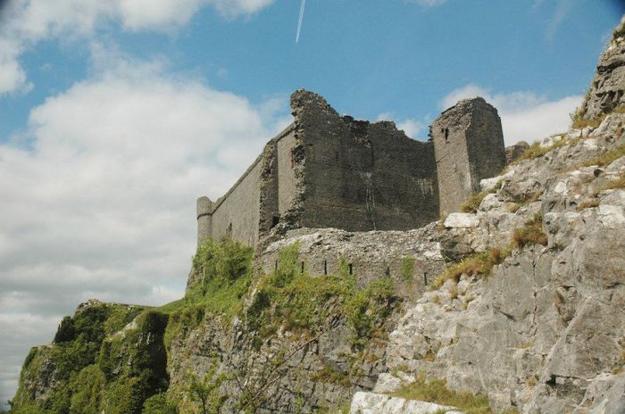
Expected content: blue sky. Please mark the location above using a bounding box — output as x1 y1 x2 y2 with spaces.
0 0 623 408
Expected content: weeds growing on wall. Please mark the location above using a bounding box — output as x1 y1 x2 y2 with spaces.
400 256 416 281
246 242 397 348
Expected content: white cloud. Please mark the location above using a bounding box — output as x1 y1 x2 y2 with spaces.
0 51 289 407
441 83 582 145
0 0 276 94
376 112 426 140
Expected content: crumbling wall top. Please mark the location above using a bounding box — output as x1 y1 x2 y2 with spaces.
290 89 339 120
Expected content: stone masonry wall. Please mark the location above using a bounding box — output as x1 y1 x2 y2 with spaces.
198 91 505 248
210 156 264 247
291 90 439 232
432 97 505 215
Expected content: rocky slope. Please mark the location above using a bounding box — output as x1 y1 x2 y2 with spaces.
10 15 625 414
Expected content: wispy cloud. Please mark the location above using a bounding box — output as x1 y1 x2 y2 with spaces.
533 0 576 42
296 0 306 43
0 0 276 95
405 0 447 7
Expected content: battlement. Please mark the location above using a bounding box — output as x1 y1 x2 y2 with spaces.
196 90 505 248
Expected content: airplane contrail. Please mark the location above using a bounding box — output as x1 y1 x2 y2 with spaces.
296 0 306 43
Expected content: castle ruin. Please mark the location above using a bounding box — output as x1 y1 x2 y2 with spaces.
197 90 505 248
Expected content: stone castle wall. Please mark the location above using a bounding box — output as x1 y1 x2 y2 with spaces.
292 91 439 232
432 97 506 215
197 90 506 248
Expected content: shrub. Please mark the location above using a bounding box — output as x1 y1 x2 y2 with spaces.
432 248 510 289
269 242 301 288
142 393 177 414
54 316 76 343
193 238 253 285
460 191 488 213
344 278 395 346
188 360 228 414
512 214 548 249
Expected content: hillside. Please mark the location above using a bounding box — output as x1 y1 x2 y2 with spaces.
9 15 625 414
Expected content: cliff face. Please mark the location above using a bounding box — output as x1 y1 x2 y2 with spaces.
578 16 625 121
11 16 625 414
357 114 625 413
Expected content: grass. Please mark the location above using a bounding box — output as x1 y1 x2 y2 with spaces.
511 214 548 249
433 213 549 290
571 104 625 130
602 174 625 191
432 248 510 289
392 374 505 414
514 137 570 163
311 364 351 387
581 144 625 168
246 243 397 349
400 256 416 281
460 191 488 213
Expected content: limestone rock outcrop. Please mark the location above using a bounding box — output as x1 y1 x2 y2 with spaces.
579 16 625 120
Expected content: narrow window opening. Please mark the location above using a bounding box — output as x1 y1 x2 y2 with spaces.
423 272 428 286
385 266 390 277
323 260 328 275
271 215 280 228
226 223 233 238
444 128 449 143
301 261 305 274
348 264 353 275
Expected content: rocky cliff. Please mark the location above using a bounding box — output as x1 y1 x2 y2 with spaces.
10 16 625 414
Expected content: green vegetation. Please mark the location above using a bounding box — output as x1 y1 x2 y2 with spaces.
13 239 400 413
311 365 351 387
432 248 510 289
11 302 170 414
142 394 177 414
160 238 254 350
246 242 396 349
188 360 228 414
400 256 416 281
514 137 571 163
392 374 516 414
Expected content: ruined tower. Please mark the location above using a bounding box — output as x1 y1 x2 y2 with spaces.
431 97 506 215
196 196 213 245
